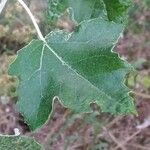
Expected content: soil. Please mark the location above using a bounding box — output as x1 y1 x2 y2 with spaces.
0 0 150 150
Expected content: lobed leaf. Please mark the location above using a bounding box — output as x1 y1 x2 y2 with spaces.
9 18 136 130
47 0 107 23
47 0 131 23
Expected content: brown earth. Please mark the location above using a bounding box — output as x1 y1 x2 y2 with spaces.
0 0 150 150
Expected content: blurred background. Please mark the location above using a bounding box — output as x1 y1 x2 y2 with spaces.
0 0 150 150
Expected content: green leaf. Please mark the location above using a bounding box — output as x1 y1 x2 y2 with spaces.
103 0 132 23
0 136 44 150
47 0 107 23
47 0 131 23
9 18 136 130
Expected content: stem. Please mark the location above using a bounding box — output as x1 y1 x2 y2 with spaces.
17 0 45 41
132 91 150 99
114 130 141 150
0 0 8 14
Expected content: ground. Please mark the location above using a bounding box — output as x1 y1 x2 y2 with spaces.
0 0 150 150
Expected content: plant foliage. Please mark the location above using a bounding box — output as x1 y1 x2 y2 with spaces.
9 0 136 130
0 136 44 150
47 0 131 23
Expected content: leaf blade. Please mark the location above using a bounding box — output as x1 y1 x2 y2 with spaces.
47 0 107 23
9 18 136 130
47 0 131 23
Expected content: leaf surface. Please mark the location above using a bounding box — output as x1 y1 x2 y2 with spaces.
47 0 107 23
47 0 131 23
0 136 44 150
9 18 136 130
103 0 132 23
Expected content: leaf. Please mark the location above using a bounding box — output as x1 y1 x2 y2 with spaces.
103 0 132 23
47 0 131 23
9 18 136 130
0 136 44 150
47 0 107 23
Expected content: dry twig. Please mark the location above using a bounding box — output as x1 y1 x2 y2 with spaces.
103 127 127 150
127 143 150 150
132 91 150 99
113 130 141 150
